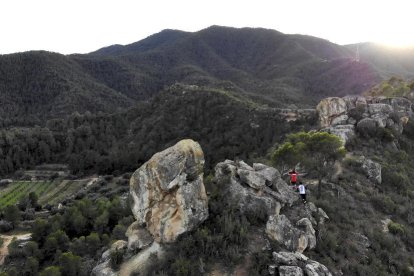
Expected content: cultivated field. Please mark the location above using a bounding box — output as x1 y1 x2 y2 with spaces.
0 179 90 208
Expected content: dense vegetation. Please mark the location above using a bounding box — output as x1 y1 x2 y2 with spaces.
1 196 132 275
1 26 399 126
0 84 308 178
364 76 414 98
303 120 414 275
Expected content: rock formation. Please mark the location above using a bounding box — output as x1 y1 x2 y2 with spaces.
265 215 316 253
214 160 298 216
269 251 332 276
317 96 413 144
129 139 209 243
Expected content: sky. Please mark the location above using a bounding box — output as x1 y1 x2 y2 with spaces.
1 0 413 55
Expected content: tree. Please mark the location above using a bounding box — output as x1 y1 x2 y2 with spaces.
58 252 81 276
23 257 39 276
272 131 345 198
4 205 21 228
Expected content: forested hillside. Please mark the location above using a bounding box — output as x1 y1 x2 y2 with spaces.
0 84 314 177
1 26 396 127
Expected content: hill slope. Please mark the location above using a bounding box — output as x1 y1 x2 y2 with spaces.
0 26 395 126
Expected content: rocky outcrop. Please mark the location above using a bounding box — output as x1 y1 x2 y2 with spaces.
317 97 348 128
215 160 298 216
317 96 413 144
361 157 382 184
279 265 304 276
130 139 208 243
265 215 316 253
91 240 127 276
126 222 153 252
270 251 332 276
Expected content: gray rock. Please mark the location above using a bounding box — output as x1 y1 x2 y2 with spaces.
269 265 277 275
130 139 208 243
91 260 117 276
271 251 332 276
331 114 349 126
118 242 164 275
390 97 412 112
325 125 355 144
371 114 388 128
362 158 382 184
317 97 348 128
347 117 357 125
272 251 309 266
368 103 393 115
317 208 330 224
237 169 267 190
279 266 304 276
215 161 298 217
91 240 127 276
304 260 332 276
296 218 316 250
357 118 377 133
266 215 309 253
126 221 154 252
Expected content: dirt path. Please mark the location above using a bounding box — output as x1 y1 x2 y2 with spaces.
0 233 31 265
86 177 99 187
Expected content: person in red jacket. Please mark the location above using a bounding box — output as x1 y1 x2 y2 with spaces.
288 169 298 185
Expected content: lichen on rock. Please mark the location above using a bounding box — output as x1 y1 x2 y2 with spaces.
129 139 208 243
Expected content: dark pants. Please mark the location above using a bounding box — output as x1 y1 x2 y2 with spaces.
300 194 306 203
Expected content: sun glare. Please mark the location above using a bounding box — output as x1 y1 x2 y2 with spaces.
375 36 414 48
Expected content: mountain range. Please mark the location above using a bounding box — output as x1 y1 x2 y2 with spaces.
1 26 414 125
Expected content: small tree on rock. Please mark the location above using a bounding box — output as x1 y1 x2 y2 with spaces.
272 131 345 198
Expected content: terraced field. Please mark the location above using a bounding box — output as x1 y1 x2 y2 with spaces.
0 179 90 208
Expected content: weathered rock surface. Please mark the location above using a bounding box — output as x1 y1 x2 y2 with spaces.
215 160 298 216
279 265 304 276
317 97 347 128
126 221 154 252
91 240 127 276
317 95 413 144
119 242 164 276
361 157 382 184
265 215 316 253
272 251 332 276
130 139 208 243
324 124 355 144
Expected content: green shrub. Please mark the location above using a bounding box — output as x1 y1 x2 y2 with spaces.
388 221 405 236
371 194 396 214
110 248 125 269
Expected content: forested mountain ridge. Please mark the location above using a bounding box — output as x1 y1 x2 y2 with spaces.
0 51 133 126
2 26 406 127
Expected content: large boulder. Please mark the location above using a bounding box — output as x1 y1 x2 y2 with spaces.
126 221 154 252
265 215 316 253
324 125 355 144
317 97 348 128
130 139 208 243
214 160 298 216
272 251 332 276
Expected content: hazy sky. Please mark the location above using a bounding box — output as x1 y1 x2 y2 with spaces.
1 0 413 55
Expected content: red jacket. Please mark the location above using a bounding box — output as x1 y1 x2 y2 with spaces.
289 171 298 182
